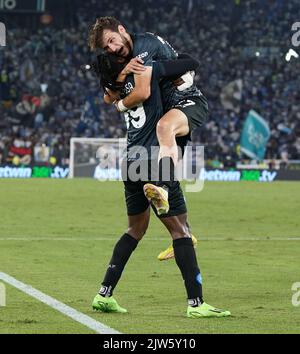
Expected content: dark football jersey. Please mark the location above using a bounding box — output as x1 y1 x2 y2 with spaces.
131 32 203 112
120 64 162 161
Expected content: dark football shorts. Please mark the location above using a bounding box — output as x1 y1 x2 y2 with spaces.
123 160 187 218
173 94 208 138
122 95 208 218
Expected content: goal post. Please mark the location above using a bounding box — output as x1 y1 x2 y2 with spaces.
69 137 126 178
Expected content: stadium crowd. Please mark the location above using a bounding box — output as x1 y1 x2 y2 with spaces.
0 0 299 167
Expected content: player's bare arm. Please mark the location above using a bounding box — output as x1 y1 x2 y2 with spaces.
103 57 146 105
115 66 152 112
119 57 146 78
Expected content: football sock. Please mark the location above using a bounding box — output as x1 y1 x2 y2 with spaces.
173 237 204 306
157 156 175 189
99 233 138 297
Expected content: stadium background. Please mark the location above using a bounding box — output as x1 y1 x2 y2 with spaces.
0 0 300 335
0 0 299 178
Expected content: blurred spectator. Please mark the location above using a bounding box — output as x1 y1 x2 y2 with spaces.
0 0 299 167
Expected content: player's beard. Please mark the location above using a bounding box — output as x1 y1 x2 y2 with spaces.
116 34 132 59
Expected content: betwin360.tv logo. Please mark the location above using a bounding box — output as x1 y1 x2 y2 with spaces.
0 22 6 46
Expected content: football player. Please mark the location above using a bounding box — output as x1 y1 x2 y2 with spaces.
88 43 230 318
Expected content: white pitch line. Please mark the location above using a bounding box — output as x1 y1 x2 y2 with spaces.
0 237 300 241
0 272 120 335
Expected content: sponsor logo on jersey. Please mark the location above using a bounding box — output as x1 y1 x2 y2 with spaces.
137 51 149 59
124 82 134 95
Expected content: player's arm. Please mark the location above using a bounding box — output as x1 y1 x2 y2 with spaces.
155 53 199 90
103 89 119 104
155 53 199 78
104 58 146 105
103 73 127 104
114 35 197 111
115 35 162 112
115 67 152 112
115 53 200 110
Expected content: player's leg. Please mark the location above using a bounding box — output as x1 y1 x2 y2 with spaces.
143 109 187 215
93 180 150 313
157 108 190 163
157 216 198 261
159 213 203 306
157 95 209 169
99 209 150 298
92 208 150 313
144 96 208 216
153 182 230 318
157 134 198 260
159 213 230 318
151 182 203 306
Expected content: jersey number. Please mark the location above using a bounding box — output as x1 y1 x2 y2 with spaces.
175 99 196 109
124 104 146 129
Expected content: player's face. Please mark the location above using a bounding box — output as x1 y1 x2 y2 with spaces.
102 28 131 58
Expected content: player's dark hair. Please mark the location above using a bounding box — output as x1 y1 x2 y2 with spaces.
89 16 122 50
92 52 126 92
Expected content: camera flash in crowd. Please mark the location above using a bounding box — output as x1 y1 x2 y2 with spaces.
285 48 299 62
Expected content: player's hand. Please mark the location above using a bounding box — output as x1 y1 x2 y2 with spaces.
114 100 121 112
176 71 195 91
114 100 128 113
121 57 146 76
173 77 185 87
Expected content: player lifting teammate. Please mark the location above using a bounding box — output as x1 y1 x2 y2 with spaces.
88 17 230 318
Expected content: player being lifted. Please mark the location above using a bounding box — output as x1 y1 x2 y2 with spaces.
98 51 197 255
88 17 230 318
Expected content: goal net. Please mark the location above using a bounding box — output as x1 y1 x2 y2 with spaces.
69 138 127 179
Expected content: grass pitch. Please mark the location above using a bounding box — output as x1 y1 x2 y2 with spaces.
0 179 299 334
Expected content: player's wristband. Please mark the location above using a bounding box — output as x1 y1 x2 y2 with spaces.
177 71 195 91
116 100 128 112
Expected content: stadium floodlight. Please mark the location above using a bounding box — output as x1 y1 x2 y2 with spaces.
285 48 299 62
